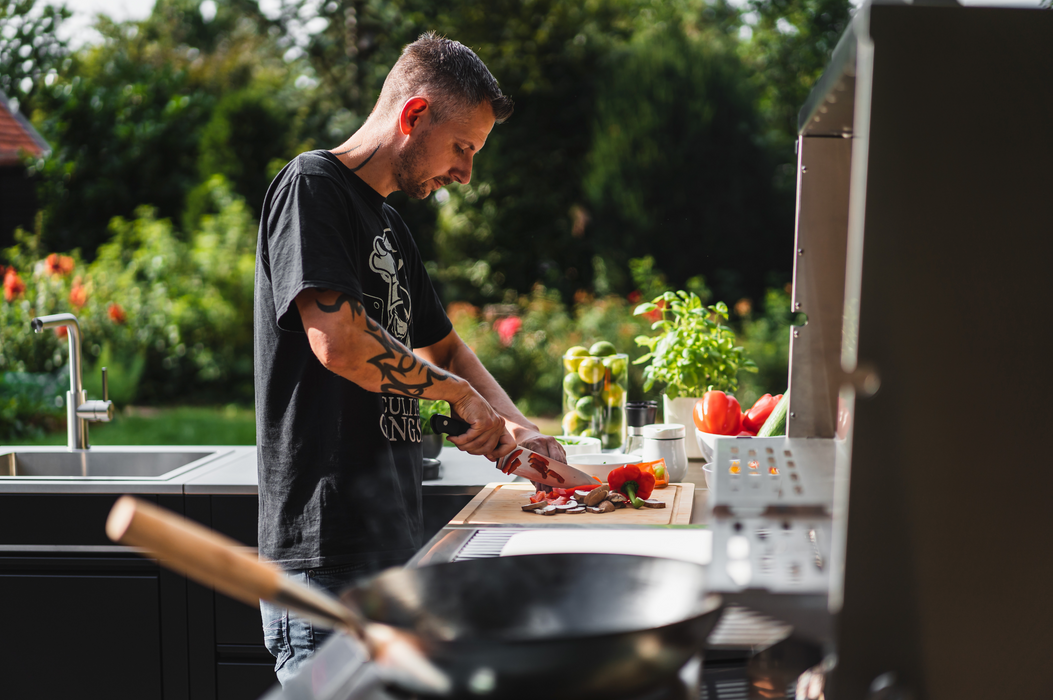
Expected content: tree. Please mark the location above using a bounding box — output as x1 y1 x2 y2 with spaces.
0 0 71 114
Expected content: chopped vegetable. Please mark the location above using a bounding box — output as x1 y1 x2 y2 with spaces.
607 464 656 509
636 459 668 488
693 390 743 436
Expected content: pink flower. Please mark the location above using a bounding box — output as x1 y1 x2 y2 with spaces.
494 316 522 346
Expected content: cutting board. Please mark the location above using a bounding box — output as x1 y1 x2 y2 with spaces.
449 482 694 526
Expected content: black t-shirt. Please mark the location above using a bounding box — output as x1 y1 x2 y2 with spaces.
254 150 453 569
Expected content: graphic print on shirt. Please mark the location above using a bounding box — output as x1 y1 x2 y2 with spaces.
368 229 421 444
368 231 412 342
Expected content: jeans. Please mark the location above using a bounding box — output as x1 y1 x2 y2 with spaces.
260 560 399 686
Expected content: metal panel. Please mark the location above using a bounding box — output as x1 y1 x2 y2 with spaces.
787 137 852 438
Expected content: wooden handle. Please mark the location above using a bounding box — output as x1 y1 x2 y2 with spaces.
106 496 352 628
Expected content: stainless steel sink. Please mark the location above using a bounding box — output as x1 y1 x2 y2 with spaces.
0 450 223 479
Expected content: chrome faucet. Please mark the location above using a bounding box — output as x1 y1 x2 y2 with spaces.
30 313 114 450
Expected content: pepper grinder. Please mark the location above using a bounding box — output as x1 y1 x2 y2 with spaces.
624 401 658 456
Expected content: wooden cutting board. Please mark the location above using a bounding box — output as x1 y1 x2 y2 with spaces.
449 482 694 526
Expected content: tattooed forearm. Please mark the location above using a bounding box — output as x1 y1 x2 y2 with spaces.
362 315 456 397
316 294 365 319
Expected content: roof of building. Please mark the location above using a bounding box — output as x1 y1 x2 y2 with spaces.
0 89 51 167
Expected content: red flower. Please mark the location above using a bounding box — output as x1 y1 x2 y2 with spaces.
494 316 522 346
45 253 75 277
3 268 25 301
54 326 68 339
644 299 666 323
69 277 87 308
627 290 642 304
108 303 127 324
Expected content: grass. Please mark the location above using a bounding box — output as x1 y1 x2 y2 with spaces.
7 405 559 447
8 405 256 446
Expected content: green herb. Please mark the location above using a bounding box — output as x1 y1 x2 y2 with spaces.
419 400 451 435
633 291 757 399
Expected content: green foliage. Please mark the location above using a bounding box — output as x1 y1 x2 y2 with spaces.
0 0 71 114
1 177 256 408
633 290 757 398
735 285 799 407
0 369 66 441
419 400 450 435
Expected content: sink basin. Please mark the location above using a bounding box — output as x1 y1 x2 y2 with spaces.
0 450 223 479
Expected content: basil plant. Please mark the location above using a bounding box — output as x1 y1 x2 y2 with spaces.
633 291 757 399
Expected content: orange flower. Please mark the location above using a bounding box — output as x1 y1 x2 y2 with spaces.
108 303 127 324
3 268 26 301
69 276 88 308
45 253 75 277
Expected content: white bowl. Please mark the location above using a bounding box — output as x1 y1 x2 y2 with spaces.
702 463 713 490
566 453 640 480
554 435 602 456
694 427 751 463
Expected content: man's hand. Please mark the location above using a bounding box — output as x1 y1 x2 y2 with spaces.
510 428 567 465
448 389 516 462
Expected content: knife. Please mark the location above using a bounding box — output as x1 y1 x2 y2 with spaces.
429 414 599 488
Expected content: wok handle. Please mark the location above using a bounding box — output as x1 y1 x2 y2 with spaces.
106 496 355 629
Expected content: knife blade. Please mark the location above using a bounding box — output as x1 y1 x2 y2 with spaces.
429 414 599 488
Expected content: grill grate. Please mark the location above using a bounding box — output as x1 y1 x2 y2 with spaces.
452 528 525 560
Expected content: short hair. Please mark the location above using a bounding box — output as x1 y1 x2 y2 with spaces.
375 32 514 125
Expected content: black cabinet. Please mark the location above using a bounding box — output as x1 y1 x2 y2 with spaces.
2 489 470 699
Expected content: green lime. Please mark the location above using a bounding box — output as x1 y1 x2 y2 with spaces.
589 341 617 357
574 396 599 420
562 411 583 435
563 372 587 399
604 355 628 379
601 383 625 407
577 357 605 384
604 406 624 431
581 428 598 438
563 346 590 373
601 432 622 450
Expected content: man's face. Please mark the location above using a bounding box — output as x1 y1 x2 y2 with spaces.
395 100 496 200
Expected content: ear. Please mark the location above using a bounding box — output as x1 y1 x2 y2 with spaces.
399 97 430 136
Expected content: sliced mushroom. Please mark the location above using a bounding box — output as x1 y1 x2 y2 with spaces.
583 486 609 507
607 492 628 505
555 502 578 512
587 501 616 514
537 505 559 516
522 501 548 512
566 507 586 514
573 490 593 499
641 499 666 509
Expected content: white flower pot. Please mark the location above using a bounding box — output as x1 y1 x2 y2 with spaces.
663 395 704 460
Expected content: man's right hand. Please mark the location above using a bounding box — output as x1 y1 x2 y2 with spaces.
448 388 516 462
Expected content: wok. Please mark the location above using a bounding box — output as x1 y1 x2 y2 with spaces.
343 553 723 699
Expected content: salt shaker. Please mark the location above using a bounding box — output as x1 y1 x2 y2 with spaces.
641 423 689 483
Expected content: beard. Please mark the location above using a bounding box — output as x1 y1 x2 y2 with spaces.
395 132 451 199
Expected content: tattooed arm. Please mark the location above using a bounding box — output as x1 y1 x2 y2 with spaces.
417 329 568 465
295 288 515 460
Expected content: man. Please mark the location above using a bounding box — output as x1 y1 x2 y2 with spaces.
254 32 565 684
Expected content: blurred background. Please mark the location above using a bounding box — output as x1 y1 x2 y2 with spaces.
1 0 1039 444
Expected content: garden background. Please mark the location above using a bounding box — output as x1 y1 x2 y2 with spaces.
0 0 852 444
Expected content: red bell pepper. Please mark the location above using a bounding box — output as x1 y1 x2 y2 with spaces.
693 390 743 436
607 464 656 509
742 393 783 433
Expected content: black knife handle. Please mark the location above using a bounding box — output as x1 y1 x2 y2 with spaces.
430 414 470 437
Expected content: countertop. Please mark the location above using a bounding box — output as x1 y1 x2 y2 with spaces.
0 444 524 496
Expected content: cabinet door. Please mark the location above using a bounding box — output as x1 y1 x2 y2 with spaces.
1 566 163 699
